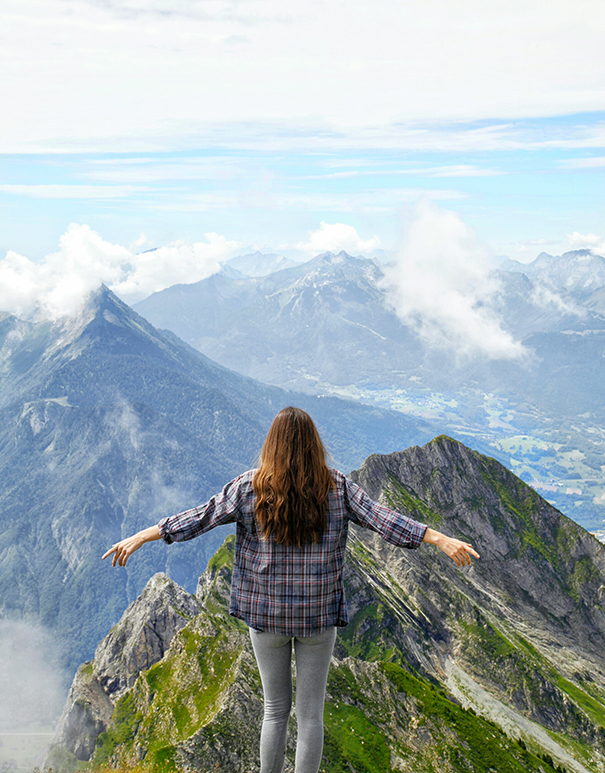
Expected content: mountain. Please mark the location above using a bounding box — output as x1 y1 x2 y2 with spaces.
501 250 605 300
224 251 302 277
0 286 433 676
132 250 605 534
134 251 425 391
44 437 605 773
133 249 605 404
584 285 605 315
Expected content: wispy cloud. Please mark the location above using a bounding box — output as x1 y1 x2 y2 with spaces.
517 238 561 252
0 620 67 730
145 187 466 213
559 156 605 169
300 164 503 180
2 0 605 154
78 0 294 24
83 156 245 183
296 223 380 256
0 184 145 199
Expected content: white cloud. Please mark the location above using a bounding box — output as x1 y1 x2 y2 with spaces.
380 201 527 361
112 234 239 299
2 0 605 153
0 224 240 318
566 231 605 255
297 222 380 256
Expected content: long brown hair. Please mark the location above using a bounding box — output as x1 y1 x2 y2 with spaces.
253 407 334 547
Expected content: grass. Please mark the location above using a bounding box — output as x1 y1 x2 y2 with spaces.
384 472 443 525
322 702 391 773
381 662 550 773
460 612 517 661
205 534 235 574
480 459 557 564
557 676 605 729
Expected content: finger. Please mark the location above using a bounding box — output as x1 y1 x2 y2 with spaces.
102 546 116 560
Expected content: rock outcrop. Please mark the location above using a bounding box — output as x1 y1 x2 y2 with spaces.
44 573 200 769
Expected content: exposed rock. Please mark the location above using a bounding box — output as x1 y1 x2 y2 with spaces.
93 572 200 699
43 573 199 767
48 661 114 764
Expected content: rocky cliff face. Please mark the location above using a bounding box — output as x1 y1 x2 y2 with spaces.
45 438 605 773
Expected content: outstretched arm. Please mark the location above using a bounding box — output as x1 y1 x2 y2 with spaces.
102 525 161 567
422 527 480 566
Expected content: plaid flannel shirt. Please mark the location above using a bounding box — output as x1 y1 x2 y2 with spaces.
158 468 427 637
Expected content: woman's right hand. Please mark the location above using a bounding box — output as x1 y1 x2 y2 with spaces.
102 525 161 567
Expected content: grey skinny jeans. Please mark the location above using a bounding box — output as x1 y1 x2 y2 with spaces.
249 626 337 773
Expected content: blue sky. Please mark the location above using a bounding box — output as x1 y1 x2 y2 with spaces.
1 0 604 283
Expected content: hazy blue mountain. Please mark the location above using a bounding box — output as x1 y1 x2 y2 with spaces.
46 437 605 773
134 249 605 411
584 284 605 315
224 251 302 277
501 249 605 296
135 251 425 391
0 286 433 674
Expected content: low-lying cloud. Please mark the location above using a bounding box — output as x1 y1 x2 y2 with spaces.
567 230 605 256
0 224 241 318
297 222 380 256
0 620 67 731
380 201 527 361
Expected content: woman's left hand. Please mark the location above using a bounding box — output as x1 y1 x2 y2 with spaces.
422 527 480 566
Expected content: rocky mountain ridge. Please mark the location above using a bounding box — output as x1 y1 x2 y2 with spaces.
45 436 605 773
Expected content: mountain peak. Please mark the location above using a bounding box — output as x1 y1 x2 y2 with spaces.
315 249 354 262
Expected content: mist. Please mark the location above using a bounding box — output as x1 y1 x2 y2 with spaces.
0 620 68 731
380 201 528 362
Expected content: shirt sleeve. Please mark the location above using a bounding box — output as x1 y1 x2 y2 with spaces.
343 475 427 549
158 474 246 544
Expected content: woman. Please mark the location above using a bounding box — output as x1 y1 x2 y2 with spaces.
103 406 479 773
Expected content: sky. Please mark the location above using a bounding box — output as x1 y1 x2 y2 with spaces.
1 0 604 295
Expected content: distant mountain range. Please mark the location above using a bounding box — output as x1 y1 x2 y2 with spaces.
0 287 434 675
133 248 605 533
45 437 605 773
501 249 605 299
134 249 605 410
224 251 302 277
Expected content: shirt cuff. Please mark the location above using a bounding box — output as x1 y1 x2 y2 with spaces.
412 523 429 549
158 517 173 544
